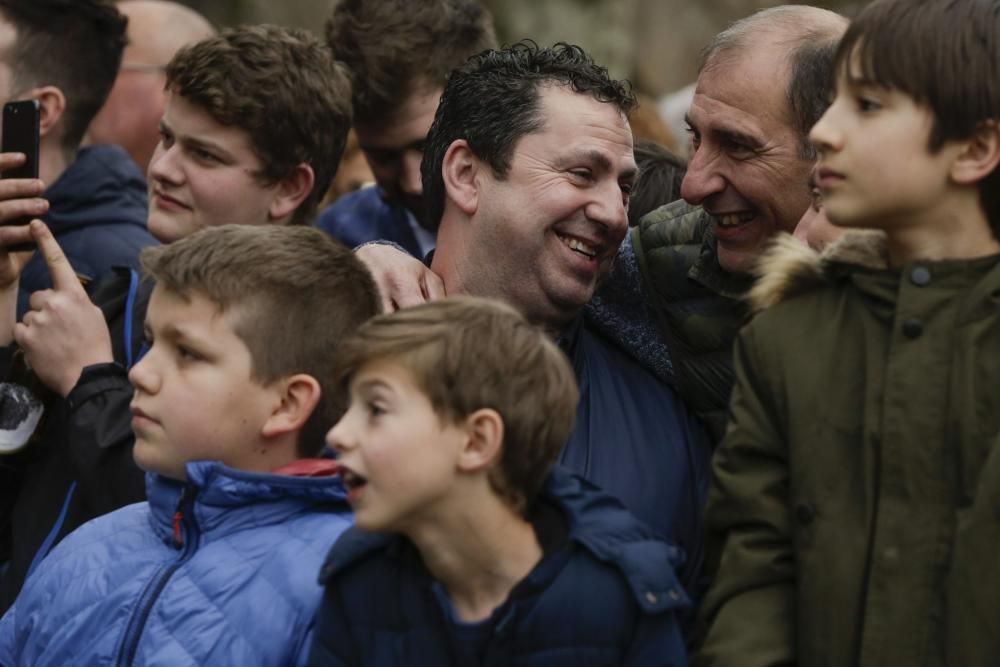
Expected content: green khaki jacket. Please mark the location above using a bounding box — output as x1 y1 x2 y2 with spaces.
632 200 752 442
698 232 1000 667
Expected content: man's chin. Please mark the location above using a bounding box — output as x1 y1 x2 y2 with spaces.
716 242 761 276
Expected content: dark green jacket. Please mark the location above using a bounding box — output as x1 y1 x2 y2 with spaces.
698 232 1000 667
631 201 751 442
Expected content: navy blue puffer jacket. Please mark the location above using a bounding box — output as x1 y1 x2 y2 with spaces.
309 468 690 666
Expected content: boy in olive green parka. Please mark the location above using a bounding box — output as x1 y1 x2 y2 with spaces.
697 1 1000 666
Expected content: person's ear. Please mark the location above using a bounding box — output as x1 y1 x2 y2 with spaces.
261 373 322 439
455 408 504 473
31 86 66 141
268 163 315 222
951 120 1000 186
442 139 481 216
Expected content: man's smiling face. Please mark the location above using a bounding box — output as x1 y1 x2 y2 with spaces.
681 43 814 274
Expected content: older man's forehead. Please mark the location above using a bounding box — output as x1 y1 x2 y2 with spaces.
692 51 797 140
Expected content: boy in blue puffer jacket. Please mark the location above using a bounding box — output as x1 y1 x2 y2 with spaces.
309 296 690 666
0 223 380 666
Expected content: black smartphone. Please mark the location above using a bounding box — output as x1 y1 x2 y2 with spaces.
1 100 41 249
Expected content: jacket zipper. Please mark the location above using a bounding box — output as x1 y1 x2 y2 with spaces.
116 485 199 667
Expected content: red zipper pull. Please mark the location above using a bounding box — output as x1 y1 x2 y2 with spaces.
171 486 190 549
172 509 183 548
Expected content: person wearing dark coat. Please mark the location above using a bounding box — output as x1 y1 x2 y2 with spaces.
309 297 690 666
312 468 690 667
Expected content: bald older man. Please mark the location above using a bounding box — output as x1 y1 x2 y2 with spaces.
87 0 213 173
600 5 849 441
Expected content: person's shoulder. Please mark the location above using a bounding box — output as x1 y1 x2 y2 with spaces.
318 526 399 586
20 501 155 593
635 199 710 246
747 231 889 319
544 470 690 615
317 187 394 230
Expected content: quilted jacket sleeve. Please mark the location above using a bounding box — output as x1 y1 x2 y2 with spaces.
695 324 795 667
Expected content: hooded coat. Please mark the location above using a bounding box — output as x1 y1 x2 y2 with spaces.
697 232 1000 667
0 460 352 667
309 468 691 667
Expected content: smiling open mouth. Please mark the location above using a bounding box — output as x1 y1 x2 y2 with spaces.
557 233 597 259
716 212 755 227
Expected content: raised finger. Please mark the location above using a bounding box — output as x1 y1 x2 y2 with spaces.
30 220 83 293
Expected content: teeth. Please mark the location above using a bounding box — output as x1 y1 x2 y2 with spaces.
717 213 755 227
559 235 597 258
340 469 366 489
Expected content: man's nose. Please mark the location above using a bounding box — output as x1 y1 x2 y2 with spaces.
680 147 727 205
586 180 628 239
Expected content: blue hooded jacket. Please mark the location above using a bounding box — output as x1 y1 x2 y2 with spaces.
309 468 690 666
17 144 157 317
0 460 353 667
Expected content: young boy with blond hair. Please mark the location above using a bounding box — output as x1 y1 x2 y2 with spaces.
699 1 1000 665
0 223 380 666
309 296 690 666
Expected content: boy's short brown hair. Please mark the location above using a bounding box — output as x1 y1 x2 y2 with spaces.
835 0 1000 234
140 225 380 456
334 296 578 513
165 25 353 225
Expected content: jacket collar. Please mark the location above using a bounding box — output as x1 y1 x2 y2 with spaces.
146 460 350 545
748 230 1000 315
320 467 688 614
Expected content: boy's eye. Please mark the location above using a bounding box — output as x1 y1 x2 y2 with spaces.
191 147 221 164
366 401 386 418
856 96 882 113
177 345 201 361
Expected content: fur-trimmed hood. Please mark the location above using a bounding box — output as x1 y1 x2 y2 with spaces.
748 230 890 312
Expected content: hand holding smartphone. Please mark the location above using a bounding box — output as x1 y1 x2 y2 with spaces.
1 99 41 251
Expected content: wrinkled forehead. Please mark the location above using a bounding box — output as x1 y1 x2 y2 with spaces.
697 42 794 123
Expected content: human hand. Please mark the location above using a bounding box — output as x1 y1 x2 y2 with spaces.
0 152 48 288
355 243 445 312
14 221 113 397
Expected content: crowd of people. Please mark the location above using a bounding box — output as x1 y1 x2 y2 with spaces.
0 0 996 665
